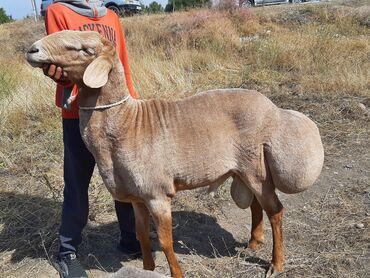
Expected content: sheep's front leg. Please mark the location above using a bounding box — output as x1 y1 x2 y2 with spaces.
132 202 155 271
248 196 264 250
148 198 183 278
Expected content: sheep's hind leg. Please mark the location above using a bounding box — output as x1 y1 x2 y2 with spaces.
239 174 284 278
248 196 264 251
258 191 284 278
148 198 183 278
132 202 155 271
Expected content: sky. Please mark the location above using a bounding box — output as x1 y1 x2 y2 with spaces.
0 0 168 20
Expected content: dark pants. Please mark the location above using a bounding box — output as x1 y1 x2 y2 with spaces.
59 119 136 255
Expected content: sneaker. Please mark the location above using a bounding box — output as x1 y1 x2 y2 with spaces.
54 253 88 278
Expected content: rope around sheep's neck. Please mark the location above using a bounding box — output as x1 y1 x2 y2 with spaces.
79 95 131 110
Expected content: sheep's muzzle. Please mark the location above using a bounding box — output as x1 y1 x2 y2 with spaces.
26 41 50 68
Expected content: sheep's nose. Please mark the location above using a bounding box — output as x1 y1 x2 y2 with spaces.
27 44 40 54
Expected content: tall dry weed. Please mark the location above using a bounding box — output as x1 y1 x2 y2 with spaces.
121 5 370 98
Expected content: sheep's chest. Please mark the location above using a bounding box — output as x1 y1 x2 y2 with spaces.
80 117 140 201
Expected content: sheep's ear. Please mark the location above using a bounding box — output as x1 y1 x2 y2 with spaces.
83 56 112 88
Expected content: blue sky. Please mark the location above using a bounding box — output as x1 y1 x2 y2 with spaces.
0 0 168 20
0 0 41 19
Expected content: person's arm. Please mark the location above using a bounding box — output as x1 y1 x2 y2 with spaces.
116 18 139 99
44 5 70 84
44 4 76 110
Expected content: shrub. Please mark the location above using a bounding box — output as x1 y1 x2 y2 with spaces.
0 8 13 24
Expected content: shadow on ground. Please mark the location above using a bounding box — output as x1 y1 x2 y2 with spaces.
0 192 246 272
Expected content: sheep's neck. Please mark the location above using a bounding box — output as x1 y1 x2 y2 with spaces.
78 57 130 109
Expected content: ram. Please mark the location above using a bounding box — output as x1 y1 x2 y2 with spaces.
26 30 324 278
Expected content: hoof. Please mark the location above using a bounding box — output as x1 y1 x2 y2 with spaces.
265 265 280 278
248 239 263 251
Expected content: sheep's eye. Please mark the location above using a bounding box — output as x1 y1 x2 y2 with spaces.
78 48 95 56
65 45 94 56
83 48 95 55
65 45 80 51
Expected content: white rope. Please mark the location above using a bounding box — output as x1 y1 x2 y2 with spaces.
79 95 130 110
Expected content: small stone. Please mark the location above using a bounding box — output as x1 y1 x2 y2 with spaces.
355 223 365 229
358 103 369 116
239 35 259 43
334 171 338 175
358 103 367 112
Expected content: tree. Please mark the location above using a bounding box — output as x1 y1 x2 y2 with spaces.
148 1 164 13
0 8 13 24
165 3 173 12
165 0 211 12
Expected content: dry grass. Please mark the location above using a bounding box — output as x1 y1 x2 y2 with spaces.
0 0 369 277
122 3 370 97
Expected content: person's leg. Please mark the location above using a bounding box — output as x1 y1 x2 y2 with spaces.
59 118 95 256
115 201 141 255
115 201 136 239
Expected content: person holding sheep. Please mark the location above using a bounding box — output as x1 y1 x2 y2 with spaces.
43 1 139 277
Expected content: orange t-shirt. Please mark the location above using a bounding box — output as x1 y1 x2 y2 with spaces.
45 3 138 118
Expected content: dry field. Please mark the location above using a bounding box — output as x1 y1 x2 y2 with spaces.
0 0 369 277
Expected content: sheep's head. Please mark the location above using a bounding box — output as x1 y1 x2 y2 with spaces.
26 30 115 88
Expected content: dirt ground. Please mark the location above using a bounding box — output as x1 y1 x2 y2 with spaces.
1 91 369 278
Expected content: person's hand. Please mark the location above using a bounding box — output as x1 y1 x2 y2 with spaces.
43 64 70 84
